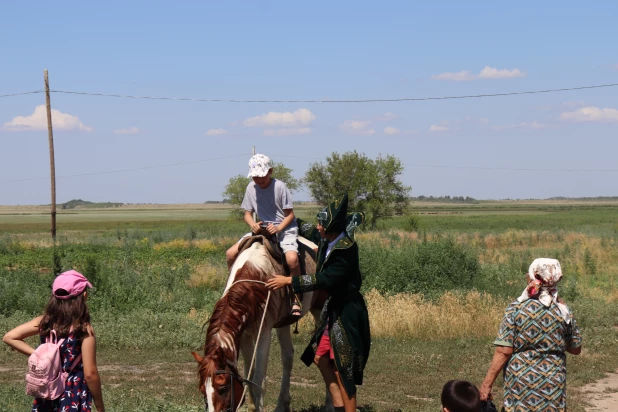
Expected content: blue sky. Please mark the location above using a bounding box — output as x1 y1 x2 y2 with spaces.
1 1 617 205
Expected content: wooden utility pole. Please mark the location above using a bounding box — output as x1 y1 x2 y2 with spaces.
44 69 57 241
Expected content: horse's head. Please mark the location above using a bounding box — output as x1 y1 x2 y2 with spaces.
192 351 244 412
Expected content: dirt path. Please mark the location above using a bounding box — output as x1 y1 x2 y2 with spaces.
582 370 618 411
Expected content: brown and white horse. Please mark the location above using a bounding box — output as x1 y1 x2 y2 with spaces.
192 237 331 412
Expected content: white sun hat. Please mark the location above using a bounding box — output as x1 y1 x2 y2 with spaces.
247 154 273 178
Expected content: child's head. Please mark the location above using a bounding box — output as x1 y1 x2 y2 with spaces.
40 270 93 339
248 154 273 189
441 380 480 412
52 270 92 299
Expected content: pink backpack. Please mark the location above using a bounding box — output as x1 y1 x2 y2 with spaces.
25 329 82 400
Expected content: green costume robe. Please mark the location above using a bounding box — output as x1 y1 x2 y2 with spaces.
292 218 371 396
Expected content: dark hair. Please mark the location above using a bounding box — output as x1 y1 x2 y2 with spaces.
39 291 91 341
441 380 481 412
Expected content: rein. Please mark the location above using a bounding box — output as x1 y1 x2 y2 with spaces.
203 279 272 412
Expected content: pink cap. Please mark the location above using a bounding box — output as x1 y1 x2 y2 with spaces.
52 270 92 299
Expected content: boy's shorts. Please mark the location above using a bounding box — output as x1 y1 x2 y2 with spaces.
315 327 334 360
238 226 299 254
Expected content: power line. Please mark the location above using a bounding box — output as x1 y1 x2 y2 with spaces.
2 152 617 185
271 154 618 173
0 153 251 183
0 90 44 98
2 82 617 103
48 82 618 103
402 163 618 173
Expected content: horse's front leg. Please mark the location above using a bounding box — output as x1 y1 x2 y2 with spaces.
240 334 257 412
242 328 273 412
274 325 293 412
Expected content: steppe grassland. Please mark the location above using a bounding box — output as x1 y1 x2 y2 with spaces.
1 201 617 411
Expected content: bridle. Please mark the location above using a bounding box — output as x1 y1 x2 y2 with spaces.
203 359 259 412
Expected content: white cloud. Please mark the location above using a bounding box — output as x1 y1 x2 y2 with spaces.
429 125 449 132
243 108 316 128
339 120 376 135
114 126 140 134
379 112 398 121
263 127 311 137
479 118 490 124
205 128 229 136
432 66 526 81
560 106 618 123
477 66 525 79
384 126 400 135
3 105 92 132
612 64 618 70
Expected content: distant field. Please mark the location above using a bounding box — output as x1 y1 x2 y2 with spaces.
2 200 617 232
0 203 320 233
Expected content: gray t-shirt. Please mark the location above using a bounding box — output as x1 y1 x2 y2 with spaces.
241 179 297 227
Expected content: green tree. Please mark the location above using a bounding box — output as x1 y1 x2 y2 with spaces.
304 151 411 229
221 161 302 219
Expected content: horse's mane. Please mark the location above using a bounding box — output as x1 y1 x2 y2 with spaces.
201 246 282 365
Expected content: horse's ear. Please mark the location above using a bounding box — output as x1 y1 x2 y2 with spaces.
191 351 204 364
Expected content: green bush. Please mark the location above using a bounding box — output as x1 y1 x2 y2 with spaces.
402 212 421 232
0 268 53 317
360 236 481 296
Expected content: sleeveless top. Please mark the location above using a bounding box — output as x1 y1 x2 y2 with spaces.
32 330 92 412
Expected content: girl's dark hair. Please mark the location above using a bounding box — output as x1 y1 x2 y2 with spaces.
39 292 91 341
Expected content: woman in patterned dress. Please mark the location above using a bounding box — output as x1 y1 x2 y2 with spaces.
267 193 371 412
3 270 105 412
479 258 582 411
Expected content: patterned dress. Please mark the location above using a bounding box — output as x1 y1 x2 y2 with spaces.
32 331 93 412
494 299 582 411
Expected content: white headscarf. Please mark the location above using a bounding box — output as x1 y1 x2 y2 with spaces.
517 258 571 324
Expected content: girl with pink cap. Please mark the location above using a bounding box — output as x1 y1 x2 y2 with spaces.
3 270 105 411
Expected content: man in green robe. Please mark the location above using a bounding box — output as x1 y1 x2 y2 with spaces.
267 194 371 412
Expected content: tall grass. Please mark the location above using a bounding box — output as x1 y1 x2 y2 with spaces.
365 289 506 339
1 208 617 351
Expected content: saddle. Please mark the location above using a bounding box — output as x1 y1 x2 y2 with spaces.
236 234 313 329
237 234 286 269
